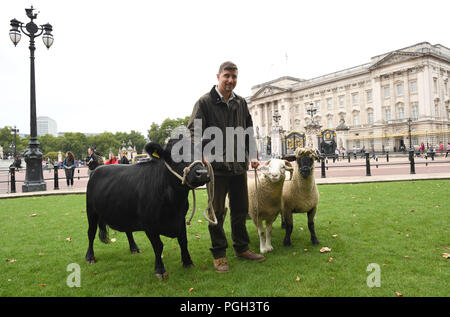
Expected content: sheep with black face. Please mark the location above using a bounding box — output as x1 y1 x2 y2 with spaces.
281 147 320 247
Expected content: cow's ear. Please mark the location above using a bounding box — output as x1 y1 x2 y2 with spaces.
145 142 167 160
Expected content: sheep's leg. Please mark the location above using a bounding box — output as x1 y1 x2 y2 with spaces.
256 220 267 253
265 222 273 252
283 212 293 247
307 207 320 245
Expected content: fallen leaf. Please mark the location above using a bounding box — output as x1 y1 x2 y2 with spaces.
197 219 203 223
39 283 47 287
296 276 300 281
328 257 333 262
65 237 72 242
6 258 16 263
382 264 388 267
303 249 308 252
200 265 207 270
330 277 335 280
320 247 331 253
299 227 304 231
404 255 410 258
39 252 45 256
332 234 338 238
409 209 415 212
110 238 117 243
93 271 98 275
188 287 194 292
30 213 37 217
395 291 403 297
292 252 297 256
442 253 450 259
195 234 200 239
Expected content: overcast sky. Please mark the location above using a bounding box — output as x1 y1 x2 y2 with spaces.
1 0 449 137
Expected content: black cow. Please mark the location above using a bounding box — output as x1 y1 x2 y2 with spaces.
85 139 210 279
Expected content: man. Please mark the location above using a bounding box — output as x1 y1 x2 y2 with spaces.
188 61 264 273
86 147 99 178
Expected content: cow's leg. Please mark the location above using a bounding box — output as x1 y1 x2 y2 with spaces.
307 207 320 245
126 232 140 254
177 220 193 268
85 212 98 264
145 231 168 280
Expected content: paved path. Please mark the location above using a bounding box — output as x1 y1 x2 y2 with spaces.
1 156 449 199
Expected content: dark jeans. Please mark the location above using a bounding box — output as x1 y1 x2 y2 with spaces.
65 168 74 186
209 173 250 259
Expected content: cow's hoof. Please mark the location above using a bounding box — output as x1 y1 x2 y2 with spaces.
283 240 292 247
130 248 141 254
155 272 169 280
85 255 96 264
183 262 194 268
311 239 320 245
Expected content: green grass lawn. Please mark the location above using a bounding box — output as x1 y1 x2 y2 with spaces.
0 180 448 297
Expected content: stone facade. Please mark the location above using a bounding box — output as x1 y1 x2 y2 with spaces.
247 42 450 156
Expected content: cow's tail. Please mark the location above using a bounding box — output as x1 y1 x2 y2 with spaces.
98 222 110 244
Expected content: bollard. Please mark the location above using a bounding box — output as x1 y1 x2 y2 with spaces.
376 157 378 168
365 152 371 176
409 150 416 174
77 168 80 180
425 155 428 166
386 151 389 162
348 153 351 163
321 156 326 178
9 166 16 194
53 165 59 190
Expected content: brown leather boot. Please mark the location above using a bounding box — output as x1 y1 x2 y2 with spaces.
213 257 229 273
236 249 265 262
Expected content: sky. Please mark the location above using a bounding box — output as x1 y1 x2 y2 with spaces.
1 0 449 137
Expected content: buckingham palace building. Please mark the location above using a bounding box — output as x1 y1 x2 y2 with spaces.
247 42 450 157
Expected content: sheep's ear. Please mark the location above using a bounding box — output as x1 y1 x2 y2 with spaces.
264 159 271 166
284 160 294 170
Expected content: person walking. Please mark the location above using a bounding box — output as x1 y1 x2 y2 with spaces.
86 147 99 178
63 151 76 187
188 61 264 274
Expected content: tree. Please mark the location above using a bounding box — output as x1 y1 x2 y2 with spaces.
147 116 190 146
114 130 147 154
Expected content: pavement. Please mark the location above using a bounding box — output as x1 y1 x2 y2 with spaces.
1 161 449 199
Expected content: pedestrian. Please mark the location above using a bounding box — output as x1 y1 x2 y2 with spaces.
188 61 264 273
119 151 129 164
63 151 76 187
105 153 119 165
438 142 444 156
446 142 450 158
86 147 99 178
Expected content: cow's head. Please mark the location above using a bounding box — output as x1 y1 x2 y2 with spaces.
258 159 293 183
294 147 318 179
145 139 211 188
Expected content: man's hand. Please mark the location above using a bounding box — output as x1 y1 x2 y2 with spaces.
250 159 260 169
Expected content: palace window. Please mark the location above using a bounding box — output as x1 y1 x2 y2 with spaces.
396 83 403 96
327 117 333 129
339 96 345 107
352 93 359 105
353 114 359 126
397 106 404 120
366 90 373 102
368 112 374 124
385 108 391 121
384 87 390 98
410 81 417 93
327 98 332 110
412 104 419 120
433 78 438 93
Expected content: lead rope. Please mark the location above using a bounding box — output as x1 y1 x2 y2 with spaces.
254 168 260 230
164 160 217 226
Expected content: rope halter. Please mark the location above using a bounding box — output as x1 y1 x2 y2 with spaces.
164 160 218 226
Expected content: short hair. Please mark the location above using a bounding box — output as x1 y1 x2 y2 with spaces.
218 61 238 74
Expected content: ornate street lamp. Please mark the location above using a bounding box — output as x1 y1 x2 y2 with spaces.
11 126 19 157
407 117 413 150
9 6 54 192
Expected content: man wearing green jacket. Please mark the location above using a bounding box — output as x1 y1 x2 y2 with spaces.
188 61 264 273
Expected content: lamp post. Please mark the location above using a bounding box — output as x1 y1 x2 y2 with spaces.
407 118 412 151
9 6 54 192
11 126 19 157
272 110 282 157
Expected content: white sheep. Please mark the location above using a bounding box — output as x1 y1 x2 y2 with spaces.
247 159 293 253
281 147 320 247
